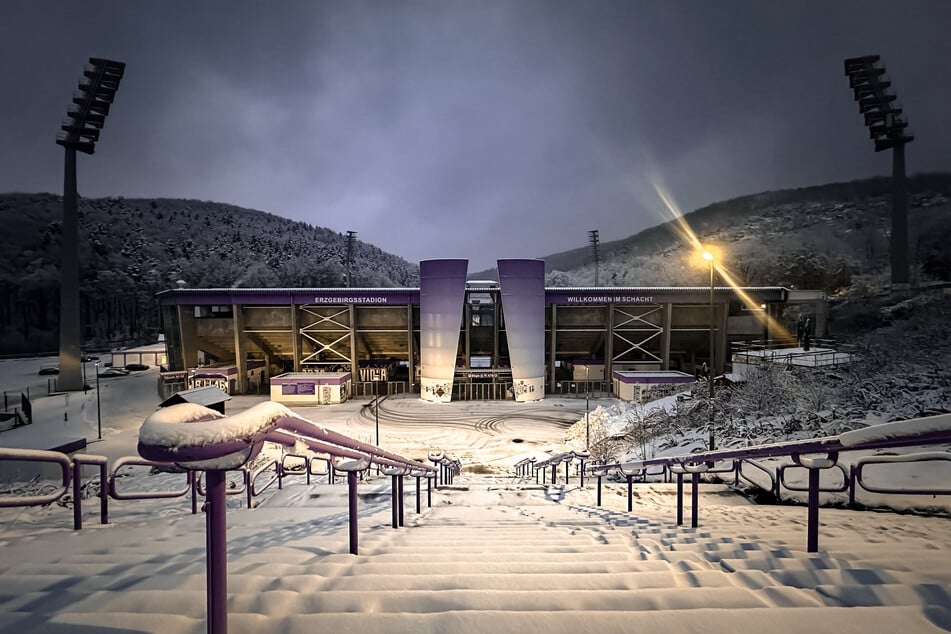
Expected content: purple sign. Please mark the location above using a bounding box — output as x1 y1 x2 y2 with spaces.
419 259 468 402
498 259 545 401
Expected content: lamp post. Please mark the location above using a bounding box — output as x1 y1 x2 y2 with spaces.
374 378 380 446
701 249 716 451
94 361 102 440
584 365 590 449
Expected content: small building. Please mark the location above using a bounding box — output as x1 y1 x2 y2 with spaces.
111 342 168 368
270 372 352 405
613 370 696 402
159 386 232 415
189 360 266 395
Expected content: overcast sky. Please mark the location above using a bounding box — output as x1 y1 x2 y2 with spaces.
2 1 950 272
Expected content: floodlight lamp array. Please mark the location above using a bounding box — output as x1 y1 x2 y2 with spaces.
844 55 912 152
56 57 126 155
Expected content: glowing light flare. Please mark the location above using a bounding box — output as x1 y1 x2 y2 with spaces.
649 178 793 341
650 178 704 252
694 244 722 270
713 262 793 340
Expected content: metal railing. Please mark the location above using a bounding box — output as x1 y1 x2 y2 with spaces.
1 427 450 634
581 412 951 553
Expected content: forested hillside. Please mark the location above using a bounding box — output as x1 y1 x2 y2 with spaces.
476 173 951 295
0 194 419 354
3 174 950 355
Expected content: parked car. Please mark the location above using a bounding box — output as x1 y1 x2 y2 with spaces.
98 367 129 378
38 363 59 375
124 363 149 372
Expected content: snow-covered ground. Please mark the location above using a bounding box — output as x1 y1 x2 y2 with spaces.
1 359 950 633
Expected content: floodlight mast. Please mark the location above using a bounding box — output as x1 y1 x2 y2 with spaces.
588 230 600 286
55 58 125 391
345 231 357 288
844 55 913 293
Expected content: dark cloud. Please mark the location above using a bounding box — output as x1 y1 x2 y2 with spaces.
2 0 949 271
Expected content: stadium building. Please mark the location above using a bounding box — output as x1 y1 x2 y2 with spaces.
158 259 826 402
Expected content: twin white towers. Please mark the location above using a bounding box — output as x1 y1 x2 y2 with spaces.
418 259 545 403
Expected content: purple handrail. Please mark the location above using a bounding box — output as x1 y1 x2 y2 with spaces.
71 453 109 530
586 413 951 552
0 448 70 508
135 401 434 634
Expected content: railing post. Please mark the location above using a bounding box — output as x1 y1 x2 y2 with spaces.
596 475 602 506
691 472 699 528
398 474 405 527
245 470 252 509
626 474 633 512
99 462 109 525
676 472 683 526
565 461 570 485
348 471 359 554
848 464 857 509
391 473 399 529
807 467 820 553
72 462 82 531
551 464 556 485
427 473 433 507
579 460 585 487
415 476 421 514
191 472 199 515
205 469 228 634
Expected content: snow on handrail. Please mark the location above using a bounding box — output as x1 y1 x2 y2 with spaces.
137 401 432 473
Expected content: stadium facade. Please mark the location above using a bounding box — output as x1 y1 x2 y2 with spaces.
158 259 825 401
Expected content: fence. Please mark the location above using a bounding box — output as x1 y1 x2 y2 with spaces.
1 407 451 634
576 412 951 553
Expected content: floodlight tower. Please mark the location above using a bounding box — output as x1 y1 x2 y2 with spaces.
588 230 600 286
345 230 357 288
55 57 125 391
844 55 913 293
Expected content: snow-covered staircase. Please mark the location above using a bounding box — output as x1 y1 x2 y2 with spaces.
1 476 950 633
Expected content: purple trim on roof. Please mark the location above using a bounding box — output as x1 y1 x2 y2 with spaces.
159 286 787 307
159 288 420 306
547 287 786 305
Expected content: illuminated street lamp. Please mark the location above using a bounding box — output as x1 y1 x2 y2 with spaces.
700 248 716 451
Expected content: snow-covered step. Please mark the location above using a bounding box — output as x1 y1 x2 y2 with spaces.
41 605 940 634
